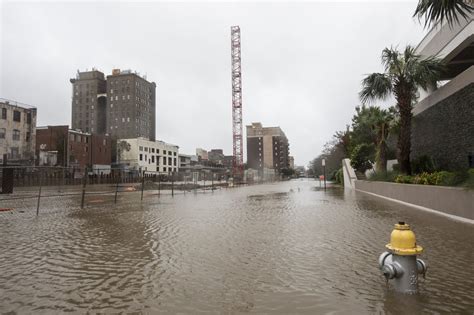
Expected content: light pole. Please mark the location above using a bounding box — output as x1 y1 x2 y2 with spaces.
322 158 326 191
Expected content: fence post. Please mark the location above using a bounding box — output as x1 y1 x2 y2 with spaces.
114 176 119 204
80 167 87 209
141 170 145 201
36 169 42 216
171 172 174 197
158 175 161 197
211 173 214 193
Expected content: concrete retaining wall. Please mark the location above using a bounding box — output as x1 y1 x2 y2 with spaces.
355 180 474 221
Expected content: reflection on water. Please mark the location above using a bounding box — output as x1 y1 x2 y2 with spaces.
0 179 472 313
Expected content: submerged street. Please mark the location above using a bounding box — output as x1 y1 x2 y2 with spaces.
0 179 472 313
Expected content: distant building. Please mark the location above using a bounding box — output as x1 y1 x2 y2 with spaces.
196 148 208 161
178 154 192 170
70 68 156 140
289 156 295 169
0 98 37 164
246 122 290 177
117 137 179 173
36 125 111 170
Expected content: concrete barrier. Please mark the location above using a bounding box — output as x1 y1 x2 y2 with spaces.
355 180 474 222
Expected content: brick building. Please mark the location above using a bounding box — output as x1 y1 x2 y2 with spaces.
70 68 156 140
36 125 111 170
246 122 290 176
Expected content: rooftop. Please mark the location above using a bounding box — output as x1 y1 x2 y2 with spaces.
0 98 36 110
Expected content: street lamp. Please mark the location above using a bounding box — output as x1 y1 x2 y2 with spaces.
322 158 326 191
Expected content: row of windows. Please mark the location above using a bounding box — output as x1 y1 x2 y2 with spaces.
139 154 177 166
139 146 176 156
0 128 31 141
1 108 32 124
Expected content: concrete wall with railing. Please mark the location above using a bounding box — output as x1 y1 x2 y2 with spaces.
355 180 474 222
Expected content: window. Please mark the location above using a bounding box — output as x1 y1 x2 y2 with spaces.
151 156 155 163
157 149 160 154
10 147 19 159
27 113 32 124
145 147 148 152
0 128 5 139
151 148 155 153
26 132 31 142
139 146 143 151
12 129 20 141
174 152 176 156
139 154 143 161
163 157 167 165
168 157 172 165
13 110 21 122
163 167 167 172
174 158 177 166
156 156 160 165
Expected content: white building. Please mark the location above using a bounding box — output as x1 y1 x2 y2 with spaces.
117 137 179 173
0 99 37 164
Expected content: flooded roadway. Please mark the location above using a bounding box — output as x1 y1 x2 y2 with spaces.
0 179 473 313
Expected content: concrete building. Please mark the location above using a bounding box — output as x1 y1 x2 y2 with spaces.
178 154 192 170
412 13 473 170
246 122 290 177
0 99 37 164
196 148 208 161
36 125 111 170
70 69 156 140
289 156 295 169
117 137 178 173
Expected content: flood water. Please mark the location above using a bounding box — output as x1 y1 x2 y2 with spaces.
0 179 473 313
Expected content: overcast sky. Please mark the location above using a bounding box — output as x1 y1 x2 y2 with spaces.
0 1 427 166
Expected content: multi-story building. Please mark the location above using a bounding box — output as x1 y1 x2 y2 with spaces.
70 69 107 134
70 69 156 140
289 156 295 169
196 148 208 161
36 125 111 171
0 99 37 164
106 69 156 140
246 122 290 176
412 12 473 170
117 137 178 174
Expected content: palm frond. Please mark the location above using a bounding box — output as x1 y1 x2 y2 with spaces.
359 73 393 104
414 0 474 29
382 47 402 74
412 55 445 90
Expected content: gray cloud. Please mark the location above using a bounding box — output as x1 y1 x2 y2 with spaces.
0 1 425 166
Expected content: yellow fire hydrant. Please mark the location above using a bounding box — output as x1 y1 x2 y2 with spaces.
378 222 427 293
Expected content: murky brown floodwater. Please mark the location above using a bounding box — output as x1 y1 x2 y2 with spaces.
0 179 473 313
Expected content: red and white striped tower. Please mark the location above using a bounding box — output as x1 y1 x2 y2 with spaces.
231 26 243 181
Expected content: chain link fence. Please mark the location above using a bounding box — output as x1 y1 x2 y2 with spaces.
0 166 233 216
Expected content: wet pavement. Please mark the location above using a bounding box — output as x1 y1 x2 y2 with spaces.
0 179 473 313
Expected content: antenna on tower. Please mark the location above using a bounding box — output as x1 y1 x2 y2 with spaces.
231 26 244 182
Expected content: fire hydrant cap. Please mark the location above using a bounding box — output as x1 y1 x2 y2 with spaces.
385 222 423 256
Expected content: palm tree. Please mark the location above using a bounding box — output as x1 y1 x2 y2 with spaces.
351 105 393 172
369 107 393 173
360 46 444 174
414 0 473 28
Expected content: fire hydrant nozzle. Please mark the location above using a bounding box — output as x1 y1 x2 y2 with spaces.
378 222 426 294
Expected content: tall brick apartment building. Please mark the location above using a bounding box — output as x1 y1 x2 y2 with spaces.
70 69 156 140
246 122 290 176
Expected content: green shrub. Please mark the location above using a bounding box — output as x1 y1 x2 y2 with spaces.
395 175 413 184
463 168 474 188
411 155 436 174
333 168 344 185
350 143 374 173
368 171 399 182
